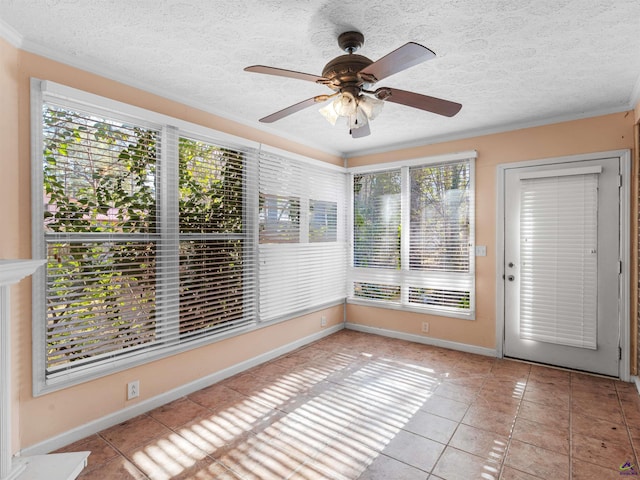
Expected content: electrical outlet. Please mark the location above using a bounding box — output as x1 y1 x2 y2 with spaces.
320 315 327 327
127 380 139 400
421 322 429 333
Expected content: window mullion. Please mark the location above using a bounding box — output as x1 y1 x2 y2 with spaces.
156 125 180 343
468 158 476 313
400 166 410 305
31 79 47 394
347 174 355 298
300 196 310 243
245 149 259 324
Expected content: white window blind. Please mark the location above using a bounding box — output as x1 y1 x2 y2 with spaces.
176 135 257 339
34 87 259 392
258 152 347 322
519 172 598 349
353 170 402 270
42 104 163 376
408 161 473 310
352 170 402 301
349 156 475 317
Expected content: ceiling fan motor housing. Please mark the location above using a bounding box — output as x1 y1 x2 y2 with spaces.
322 54 373 91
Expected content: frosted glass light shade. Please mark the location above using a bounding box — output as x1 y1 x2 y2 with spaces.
319 102 339 125
319 93 384 129
358 95 384 121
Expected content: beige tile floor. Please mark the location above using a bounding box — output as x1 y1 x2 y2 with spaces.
56 330 640 479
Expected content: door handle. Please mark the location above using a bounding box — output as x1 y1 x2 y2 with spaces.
507 275 515 281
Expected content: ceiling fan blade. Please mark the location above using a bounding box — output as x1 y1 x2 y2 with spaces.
259 96 329 123
351 122 371 138
376 87 462 117
359 42 436 83
245 65 328 84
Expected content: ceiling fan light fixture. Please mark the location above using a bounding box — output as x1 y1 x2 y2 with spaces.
348 106 369 131
318 100 339 125
358 94 384 121
318 93 383 130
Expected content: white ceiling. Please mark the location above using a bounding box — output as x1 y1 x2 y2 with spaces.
1 0 640 157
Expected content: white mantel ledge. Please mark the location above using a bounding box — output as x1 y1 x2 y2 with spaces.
0 260 45 286
9 452 90 480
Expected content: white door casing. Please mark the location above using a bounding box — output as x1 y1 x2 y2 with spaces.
496 150 630 380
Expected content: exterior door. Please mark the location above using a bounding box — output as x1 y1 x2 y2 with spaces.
503 157 621 376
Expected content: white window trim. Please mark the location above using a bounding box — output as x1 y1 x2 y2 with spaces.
495 149 631 382
347 151 477 320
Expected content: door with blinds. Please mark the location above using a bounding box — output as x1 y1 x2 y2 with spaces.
503 157 621 376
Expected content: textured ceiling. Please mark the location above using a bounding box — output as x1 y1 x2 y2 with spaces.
1 0 640 157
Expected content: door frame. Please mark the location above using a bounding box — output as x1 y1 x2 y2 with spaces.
496 149 631 381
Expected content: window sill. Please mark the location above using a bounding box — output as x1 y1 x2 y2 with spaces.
346 297 476 321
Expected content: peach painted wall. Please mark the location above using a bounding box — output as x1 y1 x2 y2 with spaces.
7 47 345 452
347 112 636 349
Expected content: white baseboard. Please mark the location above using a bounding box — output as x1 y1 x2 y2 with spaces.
345 322 497 358
632 375 640 394
20 324 344 457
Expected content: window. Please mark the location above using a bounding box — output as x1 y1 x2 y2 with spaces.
259 194 301 243
349 154 475 318
177 136 252 338
32 82 262 393
309 200 338 242
32 81 347 393
42 104 162 377
353 170 401 271
258 151 347 322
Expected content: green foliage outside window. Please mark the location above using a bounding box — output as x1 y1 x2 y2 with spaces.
43 106 247 371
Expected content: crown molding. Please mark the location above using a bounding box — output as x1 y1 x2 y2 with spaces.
345 104 634 159
629 71 640 112
0 17 22 47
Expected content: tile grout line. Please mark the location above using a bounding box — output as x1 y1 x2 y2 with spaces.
425 376 452 477
95 427 151 480
497 366 529 480
568 373 573 480
616 381 640 467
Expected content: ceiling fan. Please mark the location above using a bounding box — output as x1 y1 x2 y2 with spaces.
245 31 462 138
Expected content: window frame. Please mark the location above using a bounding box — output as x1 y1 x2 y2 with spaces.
32 84 258 393
347 151 477 320
258 193 302 244
257 148 348 323
309 199 338 243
